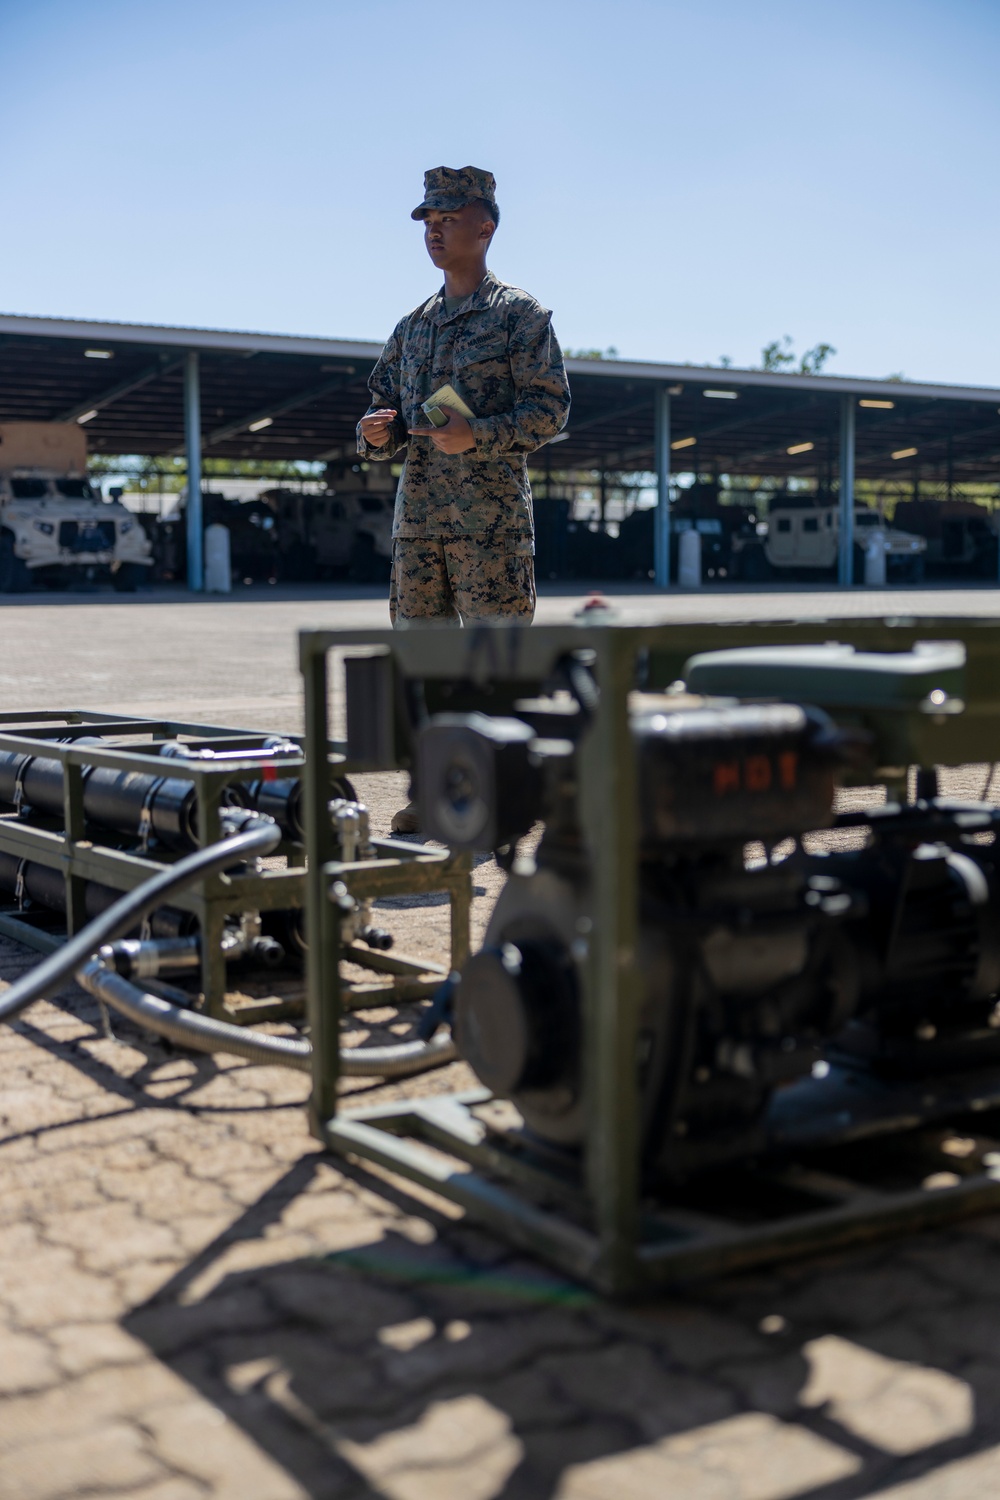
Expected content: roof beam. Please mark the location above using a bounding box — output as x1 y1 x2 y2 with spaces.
589 395 832 471
195 371 359 452
737 413 1000 474
53 355 182 423
555 398 654 445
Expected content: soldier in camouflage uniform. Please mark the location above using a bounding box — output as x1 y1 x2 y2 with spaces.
357 165 571 629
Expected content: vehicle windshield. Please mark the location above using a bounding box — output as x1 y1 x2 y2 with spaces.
10 478 49 499
55 479 95 499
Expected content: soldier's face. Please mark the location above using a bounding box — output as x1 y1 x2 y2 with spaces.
423 206 492 269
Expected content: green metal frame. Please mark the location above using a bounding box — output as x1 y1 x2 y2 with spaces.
0 707 472 1031
299 640 472 1128
300 618 1000 1294
0 710 319 1022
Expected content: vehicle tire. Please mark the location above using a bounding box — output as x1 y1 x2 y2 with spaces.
739 546 772 582
0 533 32 593
112 562 143 593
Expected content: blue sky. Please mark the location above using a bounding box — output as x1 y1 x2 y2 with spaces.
1 0 997 386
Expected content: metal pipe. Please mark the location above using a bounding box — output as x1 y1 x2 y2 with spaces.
185 350 203 592
654 387 671 588
97 936 201 979
0 853 195 938
0 743 222 852
838 393 856 587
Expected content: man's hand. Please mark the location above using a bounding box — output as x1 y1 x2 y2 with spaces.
408 410 476 454
359 408 398 448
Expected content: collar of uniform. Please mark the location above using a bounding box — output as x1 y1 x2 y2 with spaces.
422 269 503 323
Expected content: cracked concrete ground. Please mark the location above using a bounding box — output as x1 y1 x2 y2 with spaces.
5 586 1000 1499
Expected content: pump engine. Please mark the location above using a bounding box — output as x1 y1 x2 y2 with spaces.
416 654 1000 1183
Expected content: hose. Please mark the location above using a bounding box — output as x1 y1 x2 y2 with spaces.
0 811 456 1079
77 958 312 1070
75 960 456 1078
339 1032 457 1077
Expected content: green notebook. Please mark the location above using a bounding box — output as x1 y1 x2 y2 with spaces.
422 384 476 427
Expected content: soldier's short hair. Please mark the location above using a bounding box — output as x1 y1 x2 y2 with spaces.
473 198 500 229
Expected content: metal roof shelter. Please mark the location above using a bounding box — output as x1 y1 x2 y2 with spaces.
2 311 999 588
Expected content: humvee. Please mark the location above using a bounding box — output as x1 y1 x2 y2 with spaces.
733 500 926 582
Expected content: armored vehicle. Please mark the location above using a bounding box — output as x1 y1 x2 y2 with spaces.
892 499 999 579
0 422 152 593
262 485 393 582
733 500 926 582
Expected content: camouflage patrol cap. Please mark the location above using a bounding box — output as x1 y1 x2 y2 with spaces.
411 165 500 224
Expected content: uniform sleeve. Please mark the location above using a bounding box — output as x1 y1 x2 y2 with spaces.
467 305 571 460
356 323 409 461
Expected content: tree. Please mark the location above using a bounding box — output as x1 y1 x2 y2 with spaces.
759 336 836 374
760 336 795 371
799 342 836 375
564 346 619 360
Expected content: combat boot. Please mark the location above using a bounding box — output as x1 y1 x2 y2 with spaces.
390 801 421 836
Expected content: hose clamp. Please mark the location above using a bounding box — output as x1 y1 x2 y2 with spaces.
138 777 166 853
12 755 31 814
14 859 27 910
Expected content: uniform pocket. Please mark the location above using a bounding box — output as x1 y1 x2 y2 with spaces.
454 337 508 364
503 535 535 558
452 339 513 415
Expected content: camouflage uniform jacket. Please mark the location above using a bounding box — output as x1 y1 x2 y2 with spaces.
357 270 570 542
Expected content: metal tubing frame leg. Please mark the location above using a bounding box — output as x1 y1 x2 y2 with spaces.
301 640 342 1127
838 393 856 587
185 351 204 593
654 386 671 589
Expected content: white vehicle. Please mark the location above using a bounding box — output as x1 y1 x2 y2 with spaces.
734 502 926 582
0 422 153 593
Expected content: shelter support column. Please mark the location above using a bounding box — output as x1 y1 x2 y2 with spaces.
838 393 855 587
184 351 204 592
654 387 671 588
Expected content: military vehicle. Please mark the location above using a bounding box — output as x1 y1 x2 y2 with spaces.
733 499 926 582
151 473 394 587
616 483 750 582
260 492 392 585
151 493 281 586
261 481 394 583
0 422 153 592
892 499 999 579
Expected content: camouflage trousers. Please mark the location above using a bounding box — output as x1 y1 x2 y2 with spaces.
389 535 536 627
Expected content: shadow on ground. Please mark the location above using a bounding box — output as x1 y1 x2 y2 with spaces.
125 1152 1000 1500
